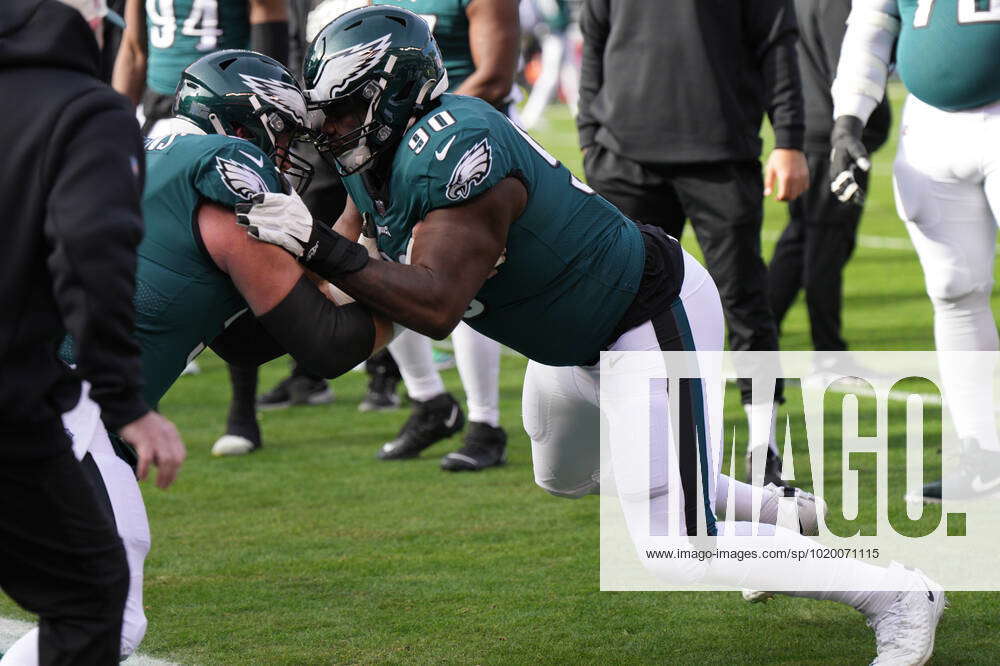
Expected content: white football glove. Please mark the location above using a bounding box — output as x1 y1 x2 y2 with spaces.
235 189 315 258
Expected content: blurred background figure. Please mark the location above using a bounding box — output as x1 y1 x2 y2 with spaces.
577 0 809 486
113 0 290 136
519 0 579 129
767 0 890 371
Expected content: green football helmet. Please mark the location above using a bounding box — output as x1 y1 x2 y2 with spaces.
303 6 449 175
174 49 314 193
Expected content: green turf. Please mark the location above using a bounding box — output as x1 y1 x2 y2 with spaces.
4 84 999 664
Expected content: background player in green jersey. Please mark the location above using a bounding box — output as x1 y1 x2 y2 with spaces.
1 50 393 664
242 10 946 661
831 0 1000 504
112 0 290 135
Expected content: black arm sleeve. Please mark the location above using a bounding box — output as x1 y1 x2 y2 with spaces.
251 21 290 66
745 0 805 151
45 90 149 431
576 0 609 149
208 309 287 367
256 276 375 379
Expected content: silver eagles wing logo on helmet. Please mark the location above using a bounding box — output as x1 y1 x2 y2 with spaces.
312 33 393 100
216 156 270 200
239 74 308 125
446 138 493 201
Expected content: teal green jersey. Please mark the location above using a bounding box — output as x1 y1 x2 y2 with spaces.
374 0 473 90
896 0 1000 110
341 95 645 366
135 132 283 405
539 0 570 33
146 0 251 95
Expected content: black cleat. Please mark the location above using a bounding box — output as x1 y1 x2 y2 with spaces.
908 439 1000 503
358 371 402 412
377 393 464 460
745 446 786 487
441 422 507 471
257 375 333 410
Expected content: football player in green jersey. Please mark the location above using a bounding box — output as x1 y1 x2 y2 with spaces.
365 0 519 470
113 0 290 135
260 0 520 468
242 8 946 661
832 0 1000 504
2 50 392 664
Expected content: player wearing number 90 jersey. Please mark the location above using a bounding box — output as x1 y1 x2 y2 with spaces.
341 92 648 366
832 0 1000 503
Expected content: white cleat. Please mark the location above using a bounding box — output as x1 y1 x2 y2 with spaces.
741 589 774 603
868 565 947 666
211 434 259 457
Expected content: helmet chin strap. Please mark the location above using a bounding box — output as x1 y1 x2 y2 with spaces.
249 96 278 149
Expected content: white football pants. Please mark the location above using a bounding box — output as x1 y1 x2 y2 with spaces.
894 94 1000 451
523 249 899 605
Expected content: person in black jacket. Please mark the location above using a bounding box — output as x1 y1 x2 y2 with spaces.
767 0 891 357
0 0 185 662
577 0 809 485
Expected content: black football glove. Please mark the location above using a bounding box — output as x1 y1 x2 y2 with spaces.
830 115 870 206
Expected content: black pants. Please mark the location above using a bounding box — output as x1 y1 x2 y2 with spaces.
585 145 781 403
0 432 128 665
767 151 865 351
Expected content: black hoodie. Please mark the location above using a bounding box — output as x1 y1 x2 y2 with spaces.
0 0 148 448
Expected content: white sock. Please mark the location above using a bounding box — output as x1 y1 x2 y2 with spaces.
452 322 501 427
744 402 779 456
389 329 446 402
932 290 1000 451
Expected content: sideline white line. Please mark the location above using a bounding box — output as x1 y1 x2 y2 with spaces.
0 617 179 665
762 228 1000 253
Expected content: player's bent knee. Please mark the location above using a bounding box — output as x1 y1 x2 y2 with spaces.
927 278 992 310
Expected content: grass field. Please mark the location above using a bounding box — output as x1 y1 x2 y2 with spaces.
4 83 1000 664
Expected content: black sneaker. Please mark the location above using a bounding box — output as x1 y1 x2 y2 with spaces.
440 422 507 471
908 439 1000 503
377 393 464 460
358 372 402 412
745 446 785 487
257 375 334 410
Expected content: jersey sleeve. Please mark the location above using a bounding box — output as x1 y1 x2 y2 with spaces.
831 0 901 123
410 125 514 217
194 140 285 208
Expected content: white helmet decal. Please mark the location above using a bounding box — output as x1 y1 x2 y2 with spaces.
238 74 308 126
310 33 393 102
